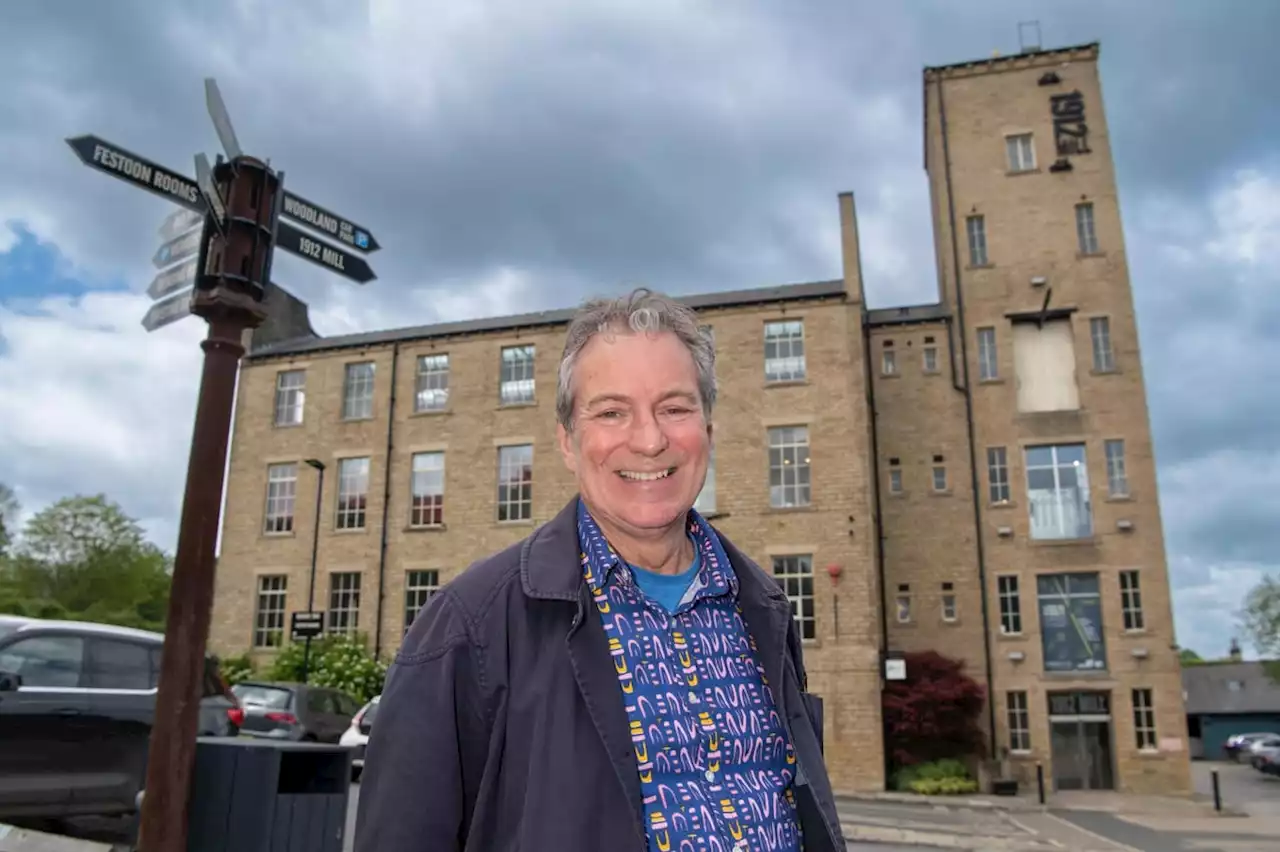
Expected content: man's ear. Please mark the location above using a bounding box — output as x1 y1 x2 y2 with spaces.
557 422 578 474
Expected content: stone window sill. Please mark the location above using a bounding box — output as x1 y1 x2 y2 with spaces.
404 524 448 533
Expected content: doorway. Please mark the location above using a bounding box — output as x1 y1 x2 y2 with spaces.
1048 691 1115 791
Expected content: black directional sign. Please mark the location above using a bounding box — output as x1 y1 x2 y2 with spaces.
153 227 202 269
281 191 380 253
148 257 198 300
66 135 205 213
141 289 193 332
291 611 324 641
276 220 377 284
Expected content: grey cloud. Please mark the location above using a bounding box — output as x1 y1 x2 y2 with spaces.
2 0 1278 655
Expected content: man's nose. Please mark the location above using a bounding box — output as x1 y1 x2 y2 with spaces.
628 410 668 455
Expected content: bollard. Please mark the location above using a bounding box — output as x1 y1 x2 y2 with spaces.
1036 762 1046 805
1211 768 1221 812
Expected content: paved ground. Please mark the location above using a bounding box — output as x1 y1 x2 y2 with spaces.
343 784 938 850
1191 760 1280 816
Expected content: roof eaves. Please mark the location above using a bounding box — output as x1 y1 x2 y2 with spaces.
246 279 847 362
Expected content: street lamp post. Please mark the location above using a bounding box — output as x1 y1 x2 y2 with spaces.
302 458 325 682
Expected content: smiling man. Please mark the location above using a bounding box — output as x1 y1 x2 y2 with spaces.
354 288 846 852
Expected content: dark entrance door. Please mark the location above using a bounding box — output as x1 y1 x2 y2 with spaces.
1048 691 1114 791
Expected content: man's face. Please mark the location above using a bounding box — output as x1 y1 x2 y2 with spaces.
557 329 711 537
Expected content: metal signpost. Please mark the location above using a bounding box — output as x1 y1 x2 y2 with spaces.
67 77 380 852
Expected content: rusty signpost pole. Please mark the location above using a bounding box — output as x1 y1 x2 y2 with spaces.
136 155 278 852
67 78 379 852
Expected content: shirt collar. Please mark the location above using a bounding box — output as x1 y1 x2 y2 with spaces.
576 499 739 601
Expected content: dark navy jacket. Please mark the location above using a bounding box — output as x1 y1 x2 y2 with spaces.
353 498 847 852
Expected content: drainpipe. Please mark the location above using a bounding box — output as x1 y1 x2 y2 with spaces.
374 341 400 659
863 307 892 788
937 75 998 759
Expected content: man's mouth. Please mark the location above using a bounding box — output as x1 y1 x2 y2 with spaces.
617 467 676 482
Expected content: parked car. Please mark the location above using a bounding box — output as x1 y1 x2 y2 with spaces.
231 680 363 744
1247 736 1280 774
339 694 381 780
1223 732 1278 762
0 615 242 821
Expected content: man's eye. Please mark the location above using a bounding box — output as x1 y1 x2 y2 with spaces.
598 410 623 419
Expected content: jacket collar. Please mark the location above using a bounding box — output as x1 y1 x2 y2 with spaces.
521 496 791 614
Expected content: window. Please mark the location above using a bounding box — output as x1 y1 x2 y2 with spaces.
1105 439 1129 497
881 347 897 376
768 426 811 508
977 327 998 380
499 345 536 404
764 320 806 382
1090 317 1114 372
263 463 297 534
85 638 152 691
932 456 948 492
327 572 361 635
1120 570 1145 631
895 584 912 623
410 452 445 527
274 369 306 426
253 575 288 649
888 458 903 495
772 555 815 641
1026 443 1093 540
1132 688 1156 750
335 457 371 531
0 636 84 688
404 569 440 633
414 354 450 412
1037 573 1107 672
1076 203 1098 254
941 582 958 622
987 447 1010 504
1007 692 1031 752
497 444 533 521
1013 320 1080 413
694 445 717 515
1006 133 1036 172
342 362 376 420
923 345 938 373
998 575 1023 635
966 215 988 266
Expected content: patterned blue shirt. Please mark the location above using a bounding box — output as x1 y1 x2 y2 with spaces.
578 502 803 852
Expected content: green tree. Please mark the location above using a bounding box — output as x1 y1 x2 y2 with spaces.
18 494 146 565
0 483 18 556
0 495 171 632
1178 648 1205 665
1240 576 1280 682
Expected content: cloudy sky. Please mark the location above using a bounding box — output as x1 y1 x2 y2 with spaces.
1 0 1276 659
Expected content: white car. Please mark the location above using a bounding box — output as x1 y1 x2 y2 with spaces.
340 694 380 780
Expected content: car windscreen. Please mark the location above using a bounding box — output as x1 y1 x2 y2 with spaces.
231 684 293 709
361 699 380 727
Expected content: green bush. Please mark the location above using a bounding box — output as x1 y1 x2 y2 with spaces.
909 777 979 795
894 758 973 794
264 634 386 704
217 653 256 686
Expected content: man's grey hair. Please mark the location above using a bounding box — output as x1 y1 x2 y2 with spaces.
556 287 716 430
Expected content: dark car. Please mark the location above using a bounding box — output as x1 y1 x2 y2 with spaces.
231 680 362 744
0 615 242 821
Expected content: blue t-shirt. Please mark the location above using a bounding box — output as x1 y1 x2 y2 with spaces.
628 538 701 613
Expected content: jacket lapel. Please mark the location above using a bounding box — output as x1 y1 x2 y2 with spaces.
566 586 646 839
521 498 646 840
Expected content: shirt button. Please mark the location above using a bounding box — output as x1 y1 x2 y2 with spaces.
688 691 699 703
704 769 715 782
